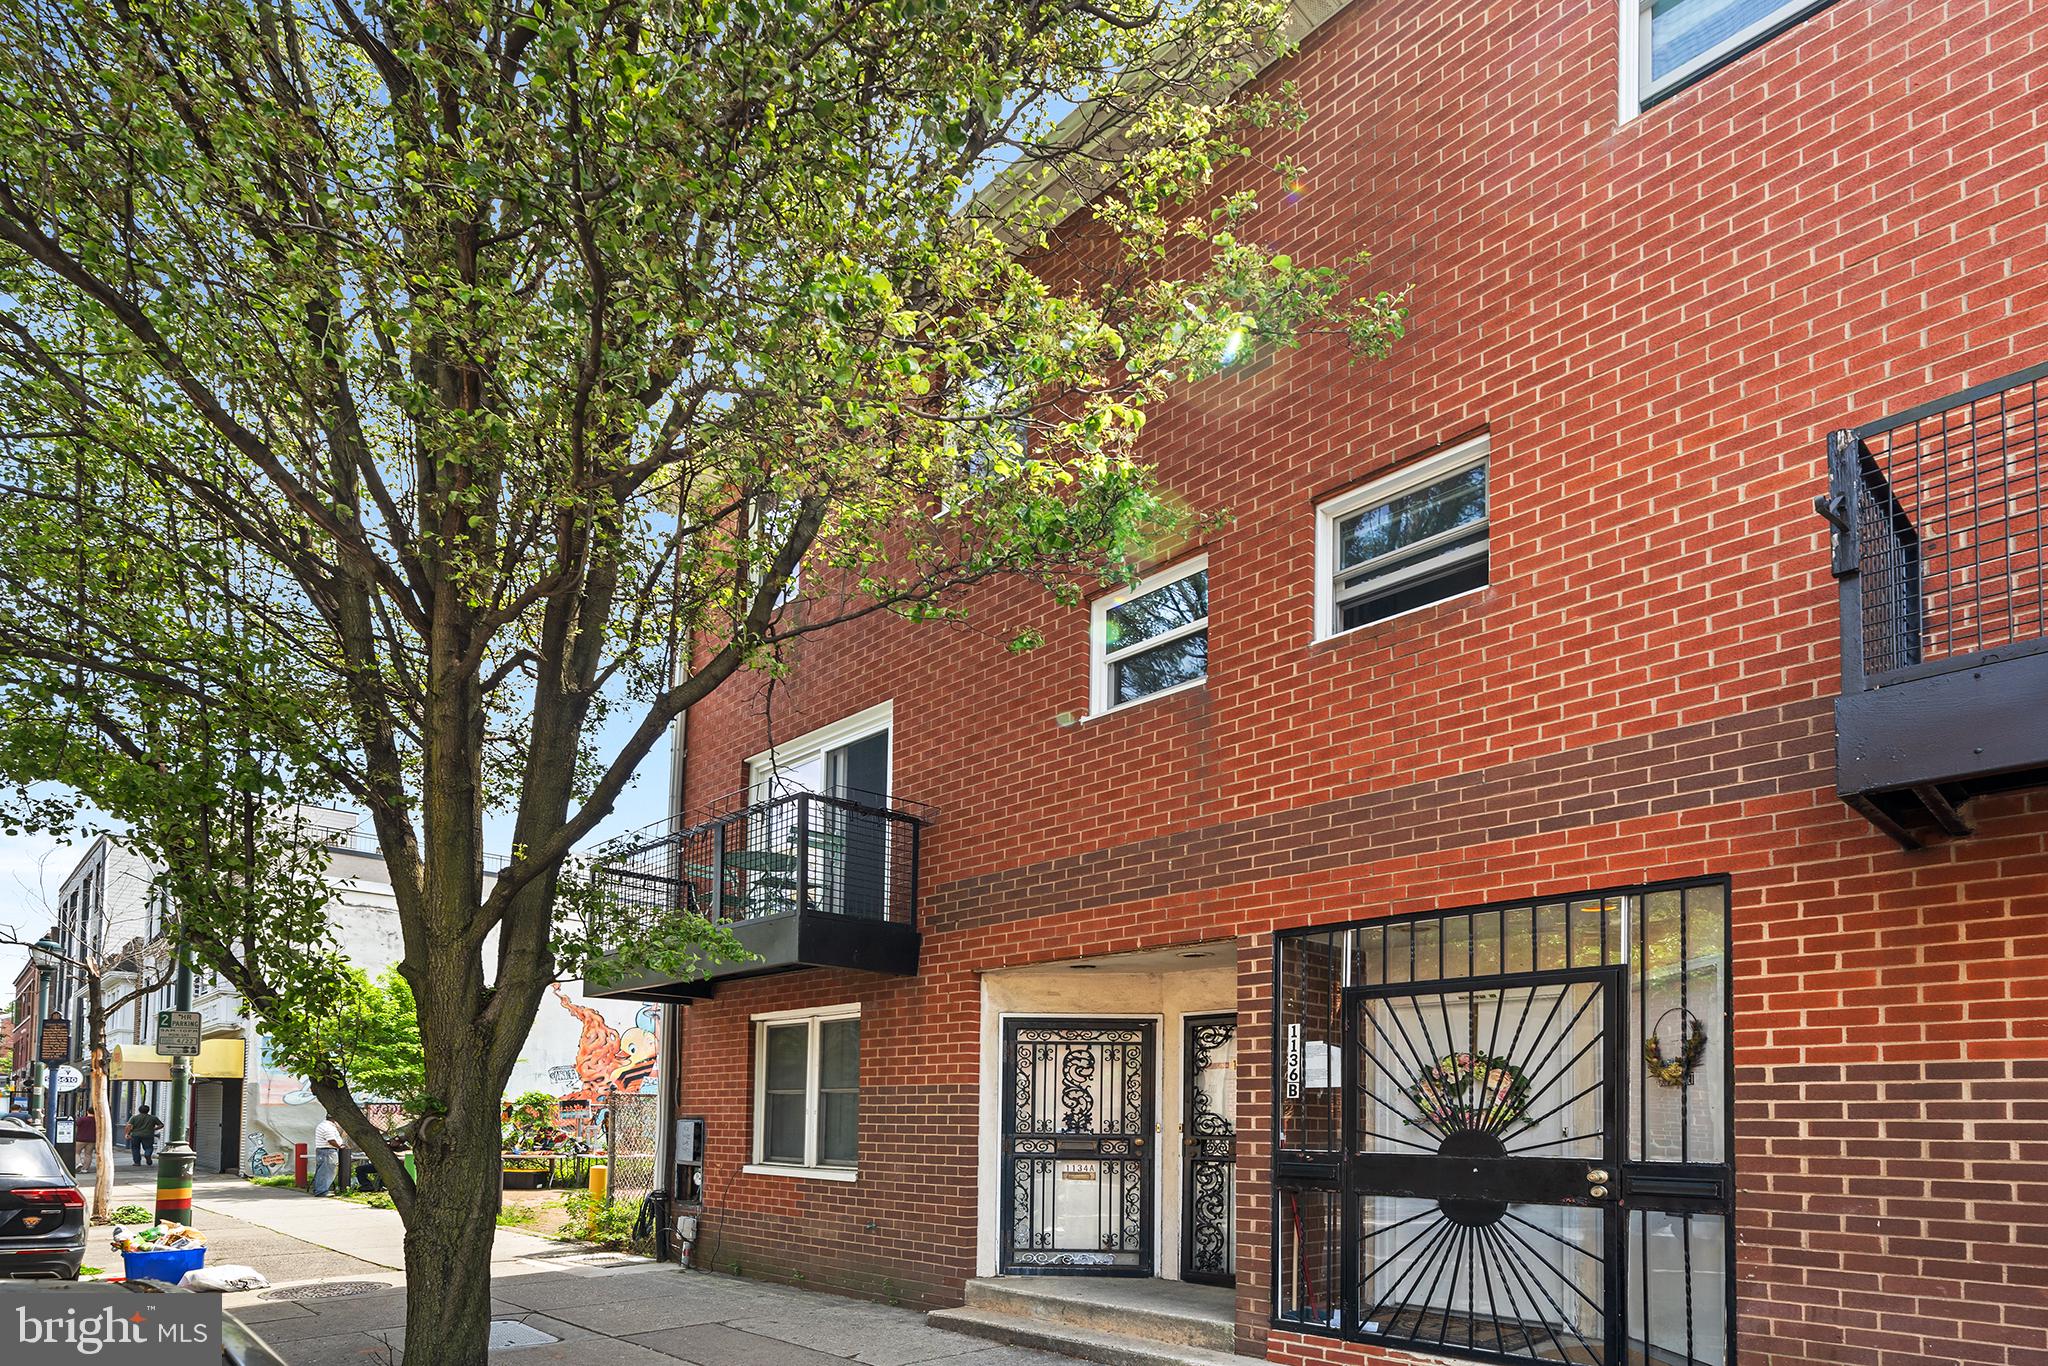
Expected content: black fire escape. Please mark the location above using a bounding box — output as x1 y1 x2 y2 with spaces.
583 789 927 1002
1823 360 2048 848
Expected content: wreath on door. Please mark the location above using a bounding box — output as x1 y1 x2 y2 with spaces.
1643 1008 1709 1089
1408 1052 1532 1130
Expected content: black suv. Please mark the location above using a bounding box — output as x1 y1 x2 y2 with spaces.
0 1117 85 1278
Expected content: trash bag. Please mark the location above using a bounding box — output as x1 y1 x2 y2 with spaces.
179 1264 270 1293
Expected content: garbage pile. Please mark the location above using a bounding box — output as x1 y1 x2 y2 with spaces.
110 1221 206 1254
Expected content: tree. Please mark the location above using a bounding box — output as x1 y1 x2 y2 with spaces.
0 919 174 1224
0 2 1404 1360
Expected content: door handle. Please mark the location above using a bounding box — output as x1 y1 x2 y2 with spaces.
1588 1185 1610 1200
1585 1169 1610 1184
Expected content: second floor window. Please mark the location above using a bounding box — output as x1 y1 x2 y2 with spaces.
1091 556 1210 712
1316 436 1490 639
1631 0 1836 110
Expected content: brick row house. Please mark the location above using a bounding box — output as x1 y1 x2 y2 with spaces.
591 3 2048 1366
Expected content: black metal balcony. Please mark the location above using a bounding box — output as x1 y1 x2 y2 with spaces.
1822 359 2048 847
583 789 926 1002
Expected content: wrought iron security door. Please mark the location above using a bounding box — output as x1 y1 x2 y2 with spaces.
1182 1014 1237 1285
1001 1019 1154 1275
1346 968 1622 1364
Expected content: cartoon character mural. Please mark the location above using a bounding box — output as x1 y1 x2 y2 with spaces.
234 987 659 1175
245 1032 318 1176
524 986 660 1147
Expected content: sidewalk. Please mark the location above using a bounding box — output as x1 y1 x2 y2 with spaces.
94 1173 1076 1366
93 1169 557 1272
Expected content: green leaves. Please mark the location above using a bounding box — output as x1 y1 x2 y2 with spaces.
0 4 1404 1325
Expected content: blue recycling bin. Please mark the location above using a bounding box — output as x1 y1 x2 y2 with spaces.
120 1246 206 1285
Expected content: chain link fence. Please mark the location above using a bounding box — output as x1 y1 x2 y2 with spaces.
604 1090 660 1203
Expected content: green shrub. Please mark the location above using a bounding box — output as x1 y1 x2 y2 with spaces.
109 1205 153 1225
495 1203 538 1227
558 1192 639 1250
249 1175 297 1189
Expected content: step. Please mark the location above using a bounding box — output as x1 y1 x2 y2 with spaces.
959 1276 1237 1353
926 1307 1262 1366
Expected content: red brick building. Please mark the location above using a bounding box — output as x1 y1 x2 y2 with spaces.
596 3 2048 1365
7 935 52 1115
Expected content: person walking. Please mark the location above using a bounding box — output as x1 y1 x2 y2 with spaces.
126 1106 162 1166
312 1115 346 1196
74 1108 96 1173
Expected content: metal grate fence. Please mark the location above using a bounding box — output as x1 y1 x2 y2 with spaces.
1830 362 2048 687
601 790 923 928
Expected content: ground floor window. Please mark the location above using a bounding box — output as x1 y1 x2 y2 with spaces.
751 1005 860 1176
1274 880 1733 1366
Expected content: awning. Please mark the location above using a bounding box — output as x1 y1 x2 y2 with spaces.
112 1038 246 1082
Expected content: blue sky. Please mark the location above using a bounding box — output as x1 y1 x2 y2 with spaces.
0 715 674 988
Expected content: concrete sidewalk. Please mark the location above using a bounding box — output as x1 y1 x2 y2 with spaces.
93 1173 1077 1366
94 1170 558 1271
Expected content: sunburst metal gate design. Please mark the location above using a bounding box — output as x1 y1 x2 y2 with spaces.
1001 1019 1154 1275
1182 1014 1237 1285
1347 969 1621 1364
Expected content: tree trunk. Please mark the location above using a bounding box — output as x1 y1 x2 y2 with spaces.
89 1044 113 1222
398 1106 504 1366
87 978 113 1222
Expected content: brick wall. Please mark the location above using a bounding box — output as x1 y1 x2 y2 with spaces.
668 0 2048 1361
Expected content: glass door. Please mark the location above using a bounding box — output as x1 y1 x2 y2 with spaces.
1001 1019 1154 1275
1181 1014 1237 1285
1346 969 1621 1363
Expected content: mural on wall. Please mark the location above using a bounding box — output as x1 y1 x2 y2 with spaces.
245 1032 316 1177
510 986 661 1148
235 986 659 1173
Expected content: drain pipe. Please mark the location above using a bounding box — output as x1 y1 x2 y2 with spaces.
652 702 687 1259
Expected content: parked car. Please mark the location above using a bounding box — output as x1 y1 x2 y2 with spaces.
0 1116 86 1278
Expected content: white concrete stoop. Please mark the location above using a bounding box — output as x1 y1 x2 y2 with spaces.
928 1276 1265 1366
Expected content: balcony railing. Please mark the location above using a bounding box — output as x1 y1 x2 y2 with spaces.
1824 360 2048 844
600 789 924 928
585 789 928 999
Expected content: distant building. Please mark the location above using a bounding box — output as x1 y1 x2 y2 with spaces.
43 816 659 1174
6 935 53 1114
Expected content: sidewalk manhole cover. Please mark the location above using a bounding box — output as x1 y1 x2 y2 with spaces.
488 1321 560 1349
258 1280 390 1302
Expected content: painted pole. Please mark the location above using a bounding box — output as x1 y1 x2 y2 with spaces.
37 968 57 1147
154 953 196 1226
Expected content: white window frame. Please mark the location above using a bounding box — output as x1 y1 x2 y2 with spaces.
745 700 893 800
1621 0 1838 121
1314 436 1490 642
747 1003 862 1182
1088 554 1210 716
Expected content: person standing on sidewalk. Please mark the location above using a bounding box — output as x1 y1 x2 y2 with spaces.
126 1106 161 1166
75 1108 96 1173
312 1116 346 1196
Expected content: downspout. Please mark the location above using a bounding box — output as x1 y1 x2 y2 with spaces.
653 701 687 1251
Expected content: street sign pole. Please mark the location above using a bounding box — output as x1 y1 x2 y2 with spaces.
155 956 197 1226
36 1009 69 1148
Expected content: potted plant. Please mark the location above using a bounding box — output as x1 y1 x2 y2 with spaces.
501 1091 560 1189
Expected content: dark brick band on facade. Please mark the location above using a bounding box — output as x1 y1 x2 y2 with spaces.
930 697 1834 934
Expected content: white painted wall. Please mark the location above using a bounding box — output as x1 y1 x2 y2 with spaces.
975 963 1236 1280
239 845 659 1175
